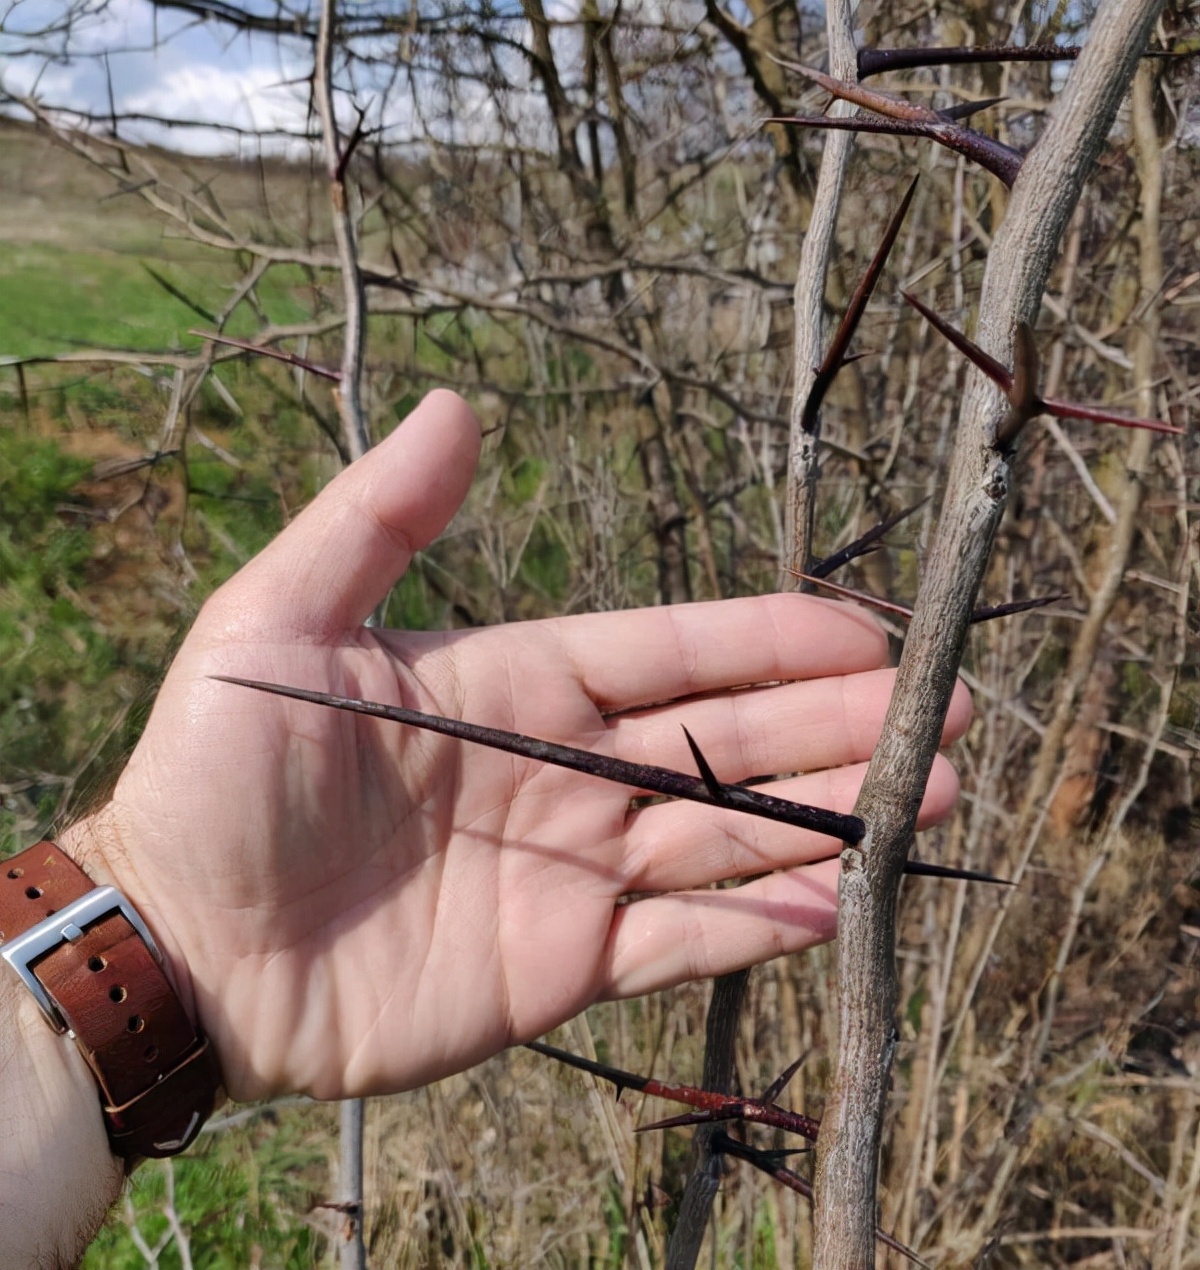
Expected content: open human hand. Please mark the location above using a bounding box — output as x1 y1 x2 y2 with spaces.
63 390 969 1103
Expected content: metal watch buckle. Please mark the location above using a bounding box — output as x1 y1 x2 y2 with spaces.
0 886 164 1034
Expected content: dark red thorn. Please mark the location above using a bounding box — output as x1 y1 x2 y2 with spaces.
768 57 1024 184
857 43 1177 80
191 330 342 381
761 1053 807 1104
712 1132 930 1268
1040 394 1184 435
900 292 1013 390
776 58 935 121
791 572 1062 629
527 1041 821 1141
800 176 919 434
767 113 1023 188
212 677 865 844
902 294 1183 437
809 498 929 579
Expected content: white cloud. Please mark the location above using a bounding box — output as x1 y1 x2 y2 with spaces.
121 59 311 152
1 0 316 154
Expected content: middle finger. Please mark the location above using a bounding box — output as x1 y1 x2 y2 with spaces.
605 667 971 784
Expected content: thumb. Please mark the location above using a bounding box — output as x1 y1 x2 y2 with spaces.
220 390 481 639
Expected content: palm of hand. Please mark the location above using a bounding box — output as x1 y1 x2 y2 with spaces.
70 393 965 1103
102 618 640 1100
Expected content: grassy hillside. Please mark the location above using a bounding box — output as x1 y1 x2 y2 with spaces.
0 121 320 356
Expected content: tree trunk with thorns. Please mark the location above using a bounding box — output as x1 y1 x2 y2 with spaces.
809 3 1165 1263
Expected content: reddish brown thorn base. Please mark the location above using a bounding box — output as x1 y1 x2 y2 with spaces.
766 55 1024 186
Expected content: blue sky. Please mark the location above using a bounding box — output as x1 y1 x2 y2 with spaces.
0 0 601 154
1 0 324 153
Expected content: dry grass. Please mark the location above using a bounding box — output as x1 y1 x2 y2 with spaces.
4 17 1199 1266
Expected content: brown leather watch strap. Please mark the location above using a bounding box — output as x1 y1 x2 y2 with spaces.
0 841 222 1159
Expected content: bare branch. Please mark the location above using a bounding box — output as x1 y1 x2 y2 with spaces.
316 0 369 462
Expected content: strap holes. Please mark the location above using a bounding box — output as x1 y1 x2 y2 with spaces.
87 955 107 972
109 985 127 1003
24 885 42 899
127 1015 144 1033
144 1044 159 1063
7 867 23 878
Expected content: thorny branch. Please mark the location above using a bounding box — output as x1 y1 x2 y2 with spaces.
810 3 1167 1265
528 1041 927 1267
211 676 1011 889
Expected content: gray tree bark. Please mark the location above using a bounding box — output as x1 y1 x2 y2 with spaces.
809 3 1165 1264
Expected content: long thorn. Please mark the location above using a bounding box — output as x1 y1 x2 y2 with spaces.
787 572 915 619
903 860 1013 885
1041 394 1183 435
793 571 1063 627
857 43 1177 79
529 1041 821 1141
809 499 929 578
712 1133 930 1268
768 112 1025 185
800 176 919 434
902 296 1182 436
772 56 936 121
859 44 1086 77
901 292 1013 390
971 594 1066 622
211 676 865 843
191 330 342 381
213 681 1003 887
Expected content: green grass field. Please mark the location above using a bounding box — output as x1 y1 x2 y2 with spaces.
0 121 316 359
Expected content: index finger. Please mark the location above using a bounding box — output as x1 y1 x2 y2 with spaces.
549 593 890 712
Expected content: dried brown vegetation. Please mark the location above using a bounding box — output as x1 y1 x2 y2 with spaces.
2 0 1199 1265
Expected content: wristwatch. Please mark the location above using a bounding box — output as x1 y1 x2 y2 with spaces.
0 841 222 1160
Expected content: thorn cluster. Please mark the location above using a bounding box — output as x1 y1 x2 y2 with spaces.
901 292 1182 444
527 1041 929 1266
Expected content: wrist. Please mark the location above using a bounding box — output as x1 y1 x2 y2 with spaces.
0 962 123 1265
2 830 223 1165
56 810 199 1025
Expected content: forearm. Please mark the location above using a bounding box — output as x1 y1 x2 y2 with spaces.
0 967 123 1268
2 813 219 1267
